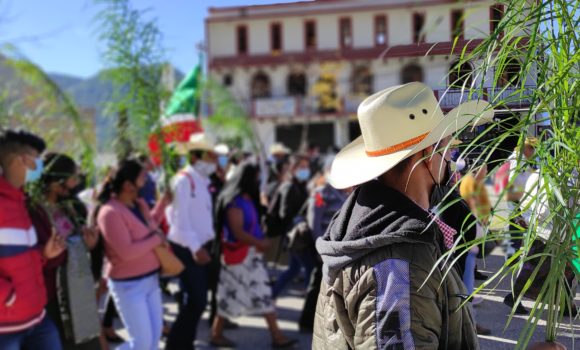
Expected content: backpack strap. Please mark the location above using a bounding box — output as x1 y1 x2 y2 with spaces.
178 171 196 197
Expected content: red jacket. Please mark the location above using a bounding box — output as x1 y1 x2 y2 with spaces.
0 176 47 334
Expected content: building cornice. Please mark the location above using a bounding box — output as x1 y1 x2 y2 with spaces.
207 0 490 23
209 39 485 69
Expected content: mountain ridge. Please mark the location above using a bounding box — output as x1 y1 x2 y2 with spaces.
48 67 185 150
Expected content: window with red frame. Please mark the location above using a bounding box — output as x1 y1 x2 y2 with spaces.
451 9 464 40
490 5 504 34
375 15 387 46
339 18 352 48
305 21 316 50
413 13 426 43
271 23 282 52
237 26 248 55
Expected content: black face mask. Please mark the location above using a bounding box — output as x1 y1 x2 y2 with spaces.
426 158 453 211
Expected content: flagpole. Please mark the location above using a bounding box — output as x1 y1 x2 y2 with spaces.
196 43 207 121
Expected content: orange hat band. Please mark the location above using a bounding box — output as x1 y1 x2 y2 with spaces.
365 132 429 157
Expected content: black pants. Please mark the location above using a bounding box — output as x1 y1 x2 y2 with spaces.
206 242 221 325
166 243 208 350
299 261 322 330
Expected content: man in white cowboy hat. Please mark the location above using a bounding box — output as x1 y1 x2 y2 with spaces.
313 82 493 350
269 142 291 159
165 132 219 350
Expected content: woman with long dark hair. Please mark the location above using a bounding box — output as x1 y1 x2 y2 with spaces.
96 159 165 350
211 162 296 349
28 153 102 349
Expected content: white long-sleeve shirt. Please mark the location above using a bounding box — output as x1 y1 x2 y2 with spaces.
166 165 214 253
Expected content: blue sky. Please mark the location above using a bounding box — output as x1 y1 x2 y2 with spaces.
0 0 299 78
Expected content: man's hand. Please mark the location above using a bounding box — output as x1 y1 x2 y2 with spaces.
192 247 211 265
44 232 67 259
82 226 99 250
159 190 173 204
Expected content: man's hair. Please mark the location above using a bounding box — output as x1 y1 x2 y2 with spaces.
189 150 205 160
134 153 149 164
0 129 46 163
390 156 414 176
289 153 310 171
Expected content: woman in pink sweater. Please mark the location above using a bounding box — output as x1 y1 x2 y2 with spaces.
96 159 165 350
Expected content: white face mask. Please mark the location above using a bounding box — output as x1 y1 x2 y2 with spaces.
194 160 217 177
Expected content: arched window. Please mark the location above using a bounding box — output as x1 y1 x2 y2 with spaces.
251 72 271 98
401 64 424 84
448 61 473 88
287 72 306 96
351 66 374 95
499 58 521 86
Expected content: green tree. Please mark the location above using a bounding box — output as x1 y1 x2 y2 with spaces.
441 1 579 348
0 44 95 180
94 0 170 160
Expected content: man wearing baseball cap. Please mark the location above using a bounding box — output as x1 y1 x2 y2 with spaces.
313 82 493 349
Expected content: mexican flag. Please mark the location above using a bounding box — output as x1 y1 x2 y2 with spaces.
148 63 204 164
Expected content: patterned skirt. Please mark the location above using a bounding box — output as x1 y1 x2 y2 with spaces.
217 247 274 318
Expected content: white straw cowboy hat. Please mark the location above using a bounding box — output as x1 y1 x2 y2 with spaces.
214 143 230 155
175 133 216 155
329 82 494 189
269 143 291 155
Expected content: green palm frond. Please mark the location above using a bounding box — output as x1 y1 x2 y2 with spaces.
438 0 580 347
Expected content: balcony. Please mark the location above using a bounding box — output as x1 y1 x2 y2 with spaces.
436 86 535 110
244 86 534 119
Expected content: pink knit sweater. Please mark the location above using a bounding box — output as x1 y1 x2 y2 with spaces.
97 198 162 280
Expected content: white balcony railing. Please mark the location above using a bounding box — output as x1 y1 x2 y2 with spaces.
488 86 535 108
437 89 483 109
243 86 535 118
253 97 297 117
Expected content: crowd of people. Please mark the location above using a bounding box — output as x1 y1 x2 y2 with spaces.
0 126 345 350
0 83 577 350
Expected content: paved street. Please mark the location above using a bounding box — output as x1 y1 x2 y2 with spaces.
109 246 579 350
107 186 579 349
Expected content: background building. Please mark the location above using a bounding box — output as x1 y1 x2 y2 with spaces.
206 0 534 155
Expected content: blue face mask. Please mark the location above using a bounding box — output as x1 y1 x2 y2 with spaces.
25 158 44 183
218 155 229 169
295 168 311 182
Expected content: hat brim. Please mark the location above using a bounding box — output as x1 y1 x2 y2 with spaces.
329 100 493 189
270 147 291 155
174 142 215 155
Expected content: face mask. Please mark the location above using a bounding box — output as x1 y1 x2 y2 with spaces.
25 158 44 183
426 158 452 212
194 160 217 177
218 156 229 169
295 168 311 182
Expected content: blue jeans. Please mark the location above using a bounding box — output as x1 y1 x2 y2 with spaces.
166 243 208 350
108 273 163 350
0 315 62 350
463 251 477 295
273 251 315 298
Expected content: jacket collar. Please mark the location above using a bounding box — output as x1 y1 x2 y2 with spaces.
0 176 24 202
316 180 438 283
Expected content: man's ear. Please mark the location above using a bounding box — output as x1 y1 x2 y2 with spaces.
422 145 435 165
